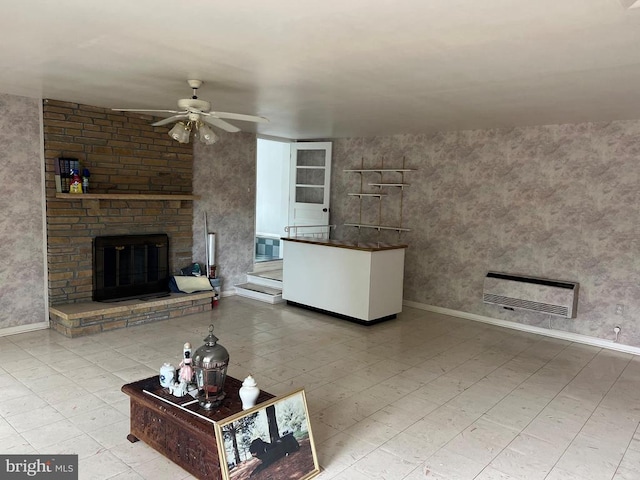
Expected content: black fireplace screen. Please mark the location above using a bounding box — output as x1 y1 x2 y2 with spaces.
93 234 170 302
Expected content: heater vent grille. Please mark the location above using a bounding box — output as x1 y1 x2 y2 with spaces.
483 294 569 317
483 272 578 318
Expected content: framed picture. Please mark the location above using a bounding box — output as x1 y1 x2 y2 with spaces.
214 388 320 480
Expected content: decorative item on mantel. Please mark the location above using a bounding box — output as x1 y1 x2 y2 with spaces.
193 324 229 409
82 168 90 193
69 168 83 194
239 374 260 410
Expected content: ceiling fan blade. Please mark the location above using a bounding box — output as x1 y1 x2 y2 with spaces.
201 116 241 132
151 114 188 127
113 108 183 114
205 111 269 123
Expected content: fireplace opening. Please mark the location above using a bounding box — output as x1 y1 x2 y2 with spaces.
93 234 170 302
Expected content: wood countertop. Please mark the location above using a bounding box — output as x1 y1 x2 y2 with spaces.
281 237 408 252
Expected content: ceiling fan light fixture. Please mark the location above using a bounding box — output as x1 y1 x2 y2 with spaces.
168 122 191 143
196 123 219 145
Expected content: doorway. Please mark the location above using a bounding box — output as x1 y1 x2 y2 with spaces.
255 138 333 263
255 138 291 262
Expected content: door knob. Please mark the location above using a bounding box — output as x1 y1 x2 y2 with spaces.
322 208 329 212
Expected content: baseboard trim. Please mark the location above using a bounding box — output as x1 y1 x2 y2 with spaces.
0 321 50 338
403 300 640 356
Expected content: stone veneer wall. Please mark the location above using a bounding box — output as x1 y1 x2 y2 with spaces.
43 99 195 305
0 93 47 331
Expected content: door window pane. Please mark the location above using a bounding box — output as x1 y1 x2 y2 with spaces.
296 168 325 186
296 150 326 167
295 186 324 204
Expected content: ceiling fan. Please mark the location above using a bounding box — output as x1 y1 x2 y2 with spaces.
113 79 268 144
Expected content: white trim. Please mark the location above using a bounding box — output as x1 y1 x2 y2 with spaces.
221 289 237 298
256 134 294 143
0 322 50 338
403 300 640 356
255 232 282 240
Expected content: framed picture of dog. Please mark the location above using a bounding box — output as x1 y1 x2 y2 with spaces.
214 388 320 480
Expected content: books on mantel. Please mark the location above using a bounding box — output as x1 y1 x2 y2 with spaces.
55 157 79 193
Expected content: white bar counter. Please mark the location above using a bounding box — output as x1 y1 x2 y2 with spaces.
281 237 407 324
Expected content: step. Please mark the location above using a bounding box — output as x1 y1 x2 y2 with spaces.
246 269 283 289
234 283 284 304
252 259 283 273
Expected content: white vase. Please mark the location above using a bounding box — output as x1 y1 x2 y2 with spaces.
159 363 176 388
239 375 260 410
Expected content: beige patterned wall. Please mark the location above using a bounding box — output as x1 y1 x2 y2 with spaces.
193 132 257 291
331 121 640 347
0 94 47 331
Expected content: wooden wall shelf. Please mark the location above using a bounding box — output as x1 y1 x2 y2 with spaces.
55 193 200 201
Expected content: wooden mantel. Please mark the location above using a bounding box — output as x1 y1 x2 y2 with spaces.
55 193 200 201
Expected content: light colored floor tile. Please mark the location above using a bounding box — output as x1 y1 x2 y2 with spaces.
348 416 404 447
367 400 433 432
1 299 640 480
445 418 518 465
38 433 104 459
106 470 146 480
411 375 472 405
424 404 480 433
111 365 158 382
482 393 548 431
521 412 584 449
87 419 132 450
352 447 417 479
67 404 128 432
552 433 626 480
327 465 373 480
0 417 18 440
1 378 35 402
424 447 486 479
51 393 108 418
110 440 162 468
473 466 518 479
490 433 561 480
7 363 59 382
0 393 47 418
381 424 452 463
5 405 66 433
131 455 193 480
21 419 84 450
20 372 77 391
79 449 130 480
316 431 377 467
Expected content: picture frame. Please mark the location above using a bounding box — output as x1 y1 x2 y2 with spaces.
214 388 320 480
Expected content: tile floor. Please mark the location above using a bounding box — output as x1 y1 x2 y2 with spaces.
1 297 639 480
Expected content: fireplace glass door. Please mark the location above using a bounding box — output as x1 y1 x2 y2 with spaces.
93 234 169 302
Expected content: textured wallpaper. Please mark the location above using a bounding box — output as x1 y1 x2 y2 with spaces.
192 132 257 291
0 94 47 330
331 121 640 347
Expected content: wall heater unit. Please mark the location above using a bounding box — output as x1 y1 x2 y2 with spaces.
483 272 579 318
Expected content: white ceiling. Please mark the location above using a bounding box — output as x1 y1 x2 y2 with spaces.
2 0 640 139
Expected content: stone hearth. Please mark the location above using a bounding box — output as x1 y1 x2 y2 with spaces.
49 292 213 338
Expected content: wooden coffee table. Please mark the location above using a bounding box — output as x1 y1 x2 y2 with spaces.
121 375 274 480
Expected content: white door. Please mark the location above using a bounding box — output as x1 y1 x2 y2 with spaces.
288 142 332 238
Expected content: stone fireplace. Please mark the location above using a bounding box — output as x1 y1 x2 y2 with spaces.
43 99 212 336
